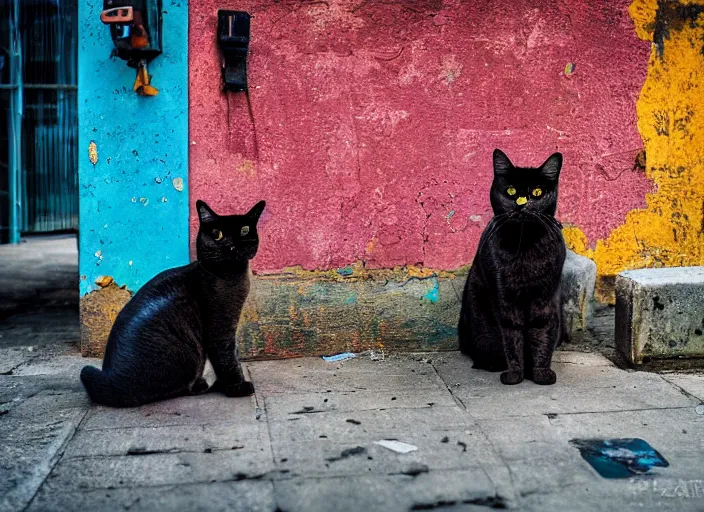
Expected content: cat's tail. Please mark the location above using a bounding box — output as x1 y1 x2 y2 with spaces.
80 365 137 407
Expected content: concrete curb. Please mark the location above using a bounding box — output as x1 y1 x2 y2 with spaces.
616 266 704 364
561 250 597 342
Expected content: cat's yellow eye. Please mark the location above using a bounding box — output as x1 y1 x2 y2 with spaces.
212 229 223 241
532 188 543 197
507 186 517 196
240 226 250 236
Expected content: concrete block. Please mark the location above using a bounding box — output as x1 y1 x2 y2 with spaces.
561 249 597 340
615 266 704 364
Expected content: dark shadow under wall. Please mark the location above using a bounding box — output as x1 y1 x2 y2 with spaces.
0 235 79 350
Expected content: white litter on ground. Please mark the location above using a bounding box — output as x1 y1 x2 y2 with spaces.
374 440 418 454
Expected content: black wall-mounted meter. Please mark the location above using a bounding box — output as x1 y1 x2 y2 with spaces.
217 10 251 92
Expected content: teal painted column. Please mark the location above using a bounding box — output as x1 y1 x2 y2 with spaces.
7 0 22 244
78 0 189 355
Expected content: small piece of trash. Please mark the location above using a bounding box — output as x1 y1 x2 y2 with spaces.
322 352 356 362
336 266 353 277
374 440 418 454
27 346 34 352
695 404 704 415
570 438 668 479
369 350 385 361
95 275 114 288
359 349 386 361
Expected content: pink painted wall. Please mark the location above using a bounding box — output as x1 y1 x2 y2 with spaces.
189 0 650 272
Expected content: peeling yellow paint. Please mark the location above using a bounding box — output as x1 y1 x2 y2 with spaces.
236 160 256 177
566 0 704 302
80 282 131 357
95 275 114 288
407 265 436 279
562 225 591 256
88 141 98 166
274 262 462 283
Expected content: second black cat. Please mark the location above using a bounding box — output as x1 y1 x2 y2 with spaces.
80 200 265 407
458 149 566 385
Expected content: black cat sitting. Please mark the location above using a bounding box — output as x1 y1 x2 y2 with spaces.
81 200 265 407
458 150 566 385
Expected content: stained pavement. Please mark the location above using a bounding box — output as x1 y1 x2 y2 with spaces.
2 238 704 512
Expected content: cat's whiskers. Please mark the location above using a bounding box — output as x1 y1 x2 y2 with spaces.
476 213 514 257
521 210 562 243
513 219 525 259
537 213 564 242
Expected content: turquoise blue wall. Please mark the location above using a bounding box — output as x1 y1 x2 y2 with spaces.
78 0 189 296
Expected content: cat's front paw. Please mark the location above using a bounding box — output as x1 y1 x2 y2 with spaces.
531 368 556 385
222 381 255 397
500 370 523 385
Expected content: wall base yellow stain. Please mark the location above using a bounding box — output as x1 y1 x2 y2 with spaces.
566 0 704 303
271 262 463 283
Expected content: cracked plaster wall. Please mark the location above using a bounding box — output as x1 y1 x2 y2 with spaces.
565 0 704 301
189 0 651 275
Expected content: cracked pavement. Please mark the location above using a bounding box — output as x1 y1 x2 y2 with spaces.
2 347 704 512
3 238 704 511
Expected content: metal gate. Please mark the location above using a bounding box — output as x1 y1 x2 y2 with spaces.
0 0 78 244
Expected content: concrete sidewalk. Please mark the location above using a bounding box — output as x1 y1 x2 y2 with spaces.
2 344 704 512
2 237 704 511
0 236 78 350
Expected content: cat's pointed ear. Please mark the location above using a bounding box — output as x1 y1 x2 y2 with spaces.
247 200 266 222
196 200 217 223
540 152 563 182
493 149 513 176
